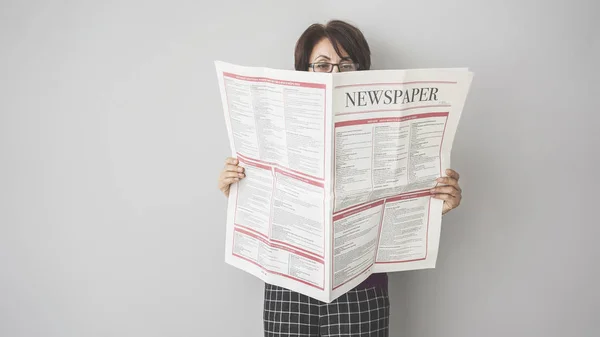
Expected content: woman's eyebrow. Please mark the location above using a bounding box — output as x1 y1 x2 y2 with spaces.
314 55 331 61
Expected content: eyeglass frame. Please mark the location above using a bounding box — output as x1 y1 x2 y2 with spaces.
308 61 360 73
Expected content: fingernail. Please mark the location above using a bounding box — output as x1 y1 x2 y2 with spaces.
437 178 443 182
238 167 244 172
239 173 244 177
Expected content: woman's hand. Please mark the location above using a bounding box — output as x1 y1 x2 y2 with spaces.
218 157 245 197
430 169 462 215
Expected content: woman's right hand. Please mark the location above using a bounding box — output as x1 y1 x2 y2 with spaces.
218 157 245 197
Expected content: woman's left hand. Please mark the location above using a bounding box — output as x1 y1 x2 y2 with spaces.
430 169 462 215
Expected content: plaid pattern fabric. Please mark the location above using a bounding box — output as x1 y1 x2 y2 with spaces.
263 283 390 337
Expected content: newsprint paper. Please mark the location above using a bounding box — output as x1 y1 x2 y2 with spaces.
215 60 473 302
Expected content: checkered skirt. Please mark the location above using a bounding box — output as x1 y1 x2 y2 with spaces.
263 283 390 337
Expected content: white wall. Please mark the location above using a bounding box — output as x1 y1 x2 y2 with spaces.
1 1 598 336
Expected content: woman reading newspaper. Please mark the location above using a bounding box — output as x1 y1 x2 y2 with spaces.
217 20 463 337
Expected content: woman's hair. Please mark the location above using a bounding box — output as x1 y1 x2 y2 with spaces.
294 20 371 71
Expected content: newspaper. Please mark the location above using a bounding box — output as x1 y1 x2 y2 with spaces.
215 60 473 303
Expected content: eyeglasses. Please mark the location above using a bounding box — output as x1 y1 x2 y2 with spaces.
309 62 359 73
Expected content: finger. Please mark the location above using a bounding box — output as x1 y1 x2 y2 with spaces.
435 177 462 192
436 176 458 186
221 171 245 180
224 164 244 173
432 193 453 201
445 169 460 180
224 157 239 166
430 186 460 197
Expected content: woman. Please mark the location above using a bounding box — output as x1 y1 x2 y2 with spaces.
218 20 463 337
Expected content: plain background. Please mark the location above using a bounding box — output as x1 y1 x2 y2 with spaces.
1 0 598 336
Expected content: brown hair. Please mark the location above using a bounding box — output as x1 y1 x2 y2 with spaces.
294 20 371 71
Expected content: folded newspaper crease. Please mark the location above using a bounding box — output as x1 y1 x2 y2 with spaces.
215 61 473 303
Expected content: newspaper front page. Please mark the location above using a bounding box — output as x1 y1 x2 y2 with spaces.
215 61 473 302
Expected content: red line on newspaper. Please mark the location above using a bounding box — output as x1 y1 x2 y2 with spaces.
234 224 269 240
223 72 326 89
235 153 325 182
274 168 325 188
376 257 426 264
332 200 385 221
333 188 432 216
386 190 432 202
232 228 324 290
334 81 457 89
272 243 324 264
270 239 324 260
335 112 449 128
336 104 451 117
236 156 272 170
232 253 323 290
235 227 324 264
